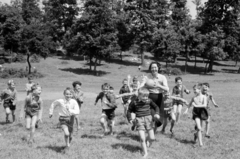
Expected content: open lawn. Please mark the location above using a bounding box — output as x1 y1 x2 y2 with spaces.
0 54 239 159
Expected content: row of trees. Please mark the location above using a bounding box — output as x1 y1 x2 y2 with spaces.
0 0 240 74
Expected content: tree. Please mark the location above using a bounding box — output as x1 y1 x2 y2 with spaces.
152 26 181 67
0 2 24 53
22 0 42 25
43 0 79 43
65 0 118 75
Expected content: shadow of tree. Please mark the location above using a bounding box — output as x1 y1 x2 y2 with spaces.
106 58 140 66
60 68 110 76
112 143 141 152
81 134 103 139
116 131 140 142
37 145 66 153
221 68 239 74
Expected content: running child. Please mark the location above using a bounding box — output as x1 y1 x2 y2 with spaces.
202 82 219 138
184 83 208 147
72 81 84 130
127 87 160 158
127 75 141 92
26 75 34 95
95 84 133 136
0 80 17 123
161 91 188 135
49 87 79 149
172 77 190 123
119 78 131 117
20 84 43 144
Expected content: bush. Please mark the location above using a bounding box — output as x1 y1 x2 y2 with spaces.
0 68 44 79
61 61 69 65
30 54 40 63
14 54 26 63
0 59 5 64
163 67 183 75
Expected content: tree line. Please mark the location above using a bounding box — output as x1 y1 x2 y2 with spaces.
0 0 240 74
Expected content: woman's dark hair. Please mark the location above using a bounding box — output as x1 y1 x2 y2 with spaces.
148 62 162 73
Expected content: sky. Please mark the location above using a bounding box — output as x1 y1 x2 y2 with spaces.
1 0 208 19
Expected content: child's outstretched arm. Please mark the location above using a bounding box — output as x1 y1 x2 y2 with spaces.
183 98 193 114
209 94 219 107
170 96 188 104
115 92 136 99
150 101 160 119
49 100 60 118
126 102 134 123
94 92 103 105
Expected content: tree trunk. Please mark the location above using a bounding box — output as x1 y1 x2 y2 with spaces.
89 57 93 70
235 60 238 67
207 59 214 72
120 51 123 61
27 53 31 74
94 58 98 75
140 47 145 66
184 45 188 73
194 51 197 69
204 60 209 74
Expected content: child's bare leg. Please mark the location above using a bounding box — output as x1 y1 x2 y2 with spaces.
124 104 128 117
205 116 211 137
176 104 183 123
195 118 203 146
11 110 15 122
75 115 80 130
61 125 70 147
100 115 108 133
161 117 168 133
5 108 11 122
146 129 155 148
29 115 38 142
170 112 175 133
109 120 115 135
138 130 148 157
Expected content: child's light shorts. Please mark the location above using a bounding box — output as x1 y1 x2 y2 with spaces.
135 115 153 131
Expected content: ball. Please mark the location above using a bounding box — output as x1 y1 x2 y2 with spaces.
145 79 155 88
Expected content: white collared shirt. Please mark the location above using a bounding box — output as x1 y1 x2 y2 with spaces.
49 98 80 116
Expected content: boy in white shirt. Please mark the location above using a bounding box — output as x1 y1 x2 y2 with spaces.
49 87 79 149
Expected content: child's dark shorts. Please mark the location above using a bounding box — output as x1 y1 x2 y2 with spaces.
173 100 183 106
192 108 208 121
59 116 74 133
102 109 115 120
135 115 153 131
3 100 16 111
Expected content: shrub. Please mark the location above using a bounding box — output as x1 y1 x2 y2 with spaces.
163 67 183 75
30 54 40 63
0 68 44 79
61 61 69 65
0 59 5 64
14 54 26 63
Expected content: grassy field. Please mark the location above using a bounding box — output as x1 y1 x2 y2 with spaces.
0 54 239 159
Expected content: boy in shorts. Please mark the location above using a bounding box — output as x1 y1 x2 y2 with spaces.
172 77 190 123
202 83 219 138
0 80 17 123
161 91 188 135
119 79 131 117
49 87 79 149
127 88 160 158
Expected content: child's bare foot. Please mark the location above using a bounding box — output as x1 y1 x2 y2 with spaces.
205 134 210 138
142 152 148 158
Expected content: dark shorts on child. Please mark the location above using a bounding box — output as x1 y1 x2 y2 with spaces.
3 100 16 110
192 107 208 121
59 116 74 133
135 115 153 131
173 100 183 106
102 109 115 120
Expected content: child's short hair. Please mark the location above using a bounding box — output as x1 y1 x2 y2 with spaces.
28 75 33 80
109 86 114 90
193 83 202 89
63 87 72 95
138 87 149 95
8 79 14 85
202 82 210 88
122 79 127 83
31 83 41 91
101 83 110 90
133 76 138 81
175 77 182 82
72 81 82 88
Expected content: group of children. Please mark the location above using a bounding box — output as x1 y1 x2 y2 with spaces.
0 74 218 157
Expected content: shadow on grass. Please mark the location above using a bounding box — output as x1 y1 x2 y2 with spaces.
0 121 9 125
222 68 239 74
106 58 140 66
60 68 110 76
38 145 66 153
116 131 140 142
81 134 102 139
174 137 196 145
112 143 141 152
